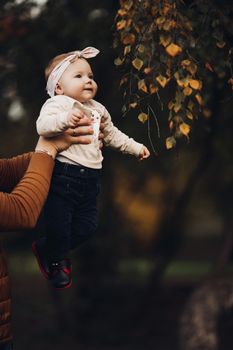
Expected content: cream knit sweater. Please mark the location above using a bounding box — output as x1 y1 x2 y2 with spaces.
36 95 143 169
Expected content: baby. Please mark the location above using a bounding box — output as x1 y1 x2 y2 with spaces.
32 47 150 289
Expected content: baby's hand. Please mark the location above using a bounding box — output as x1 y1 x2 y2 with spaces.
138 146 150 161
67 108 84 128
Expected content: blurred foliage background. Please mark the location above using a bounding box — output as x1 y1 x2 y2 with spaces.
0 0 233 349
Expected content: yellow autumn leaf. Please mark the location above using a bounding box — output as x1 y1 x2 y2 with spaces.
114 57 124 66
116 20 127 30
174 102 182 113
127 19 132 27
163 20 176 31
155 16 166 25
122 33 135 45
186 111 193 120
137 44 145 53
166 136 176 150
216 41 226 48
179 122 190 136
129 102 137 109
156 75 168 88
149 84 158 94
169 120 174 130
195 94 203 105
117 9 127 16
184 20 193 31
138 79 148 93
205 62 214 72
124 45 131 55
186 63 197 75
174 71 180 80
166 43 182 57
134 25 141 33
166 68 171 78
181 59 192 67
176 78 189 88
132 58 144 70
189 79 201 90
144 67 153 74
138 113 148 123
159 34 172 47
173 115 183 123
119 76 128 86
168 101 174 110
183 86 193 96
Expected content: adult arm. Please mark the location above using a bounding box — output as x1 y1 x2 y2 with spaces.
0 116 94 232
0 153 32 192
0 152 54 231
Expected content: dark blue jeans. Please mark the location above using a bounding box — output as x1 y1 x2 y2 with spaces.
44 160 101 262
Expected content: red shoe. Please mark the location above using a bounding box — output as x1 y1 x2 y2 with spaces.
49 259 72 290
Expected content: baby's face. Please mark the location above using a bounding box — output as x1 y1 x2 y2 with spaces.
56 58 97 102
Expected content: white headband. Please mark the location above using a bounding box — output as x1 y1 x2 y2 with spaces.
46 46 100 97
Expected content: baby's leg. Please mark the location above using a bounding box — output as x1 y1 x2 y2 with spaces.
70 182 100 250
44 180 73 262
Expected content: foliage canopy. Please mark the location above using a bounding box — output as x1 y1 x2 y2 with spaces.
114 0 233 149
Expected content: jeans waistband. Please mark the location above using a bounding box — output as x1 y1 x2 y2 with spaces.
54 160 101 178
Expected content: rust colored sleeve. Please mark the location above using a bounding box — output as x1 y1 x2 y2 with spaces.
0 153 32 192
0 153 55 231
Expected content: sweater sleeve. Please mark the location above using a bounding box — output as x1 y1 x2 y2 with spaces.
102 108 143 156
0 153 54 231
36 98 70 137
0 153 32 192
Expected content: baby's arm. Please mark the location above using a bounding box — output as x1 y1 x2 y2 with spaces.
138 145 150 161
37 98 83 137
67 109 84 128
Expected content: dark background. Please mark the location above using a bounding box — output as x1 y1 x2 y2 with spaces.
0 1 233 349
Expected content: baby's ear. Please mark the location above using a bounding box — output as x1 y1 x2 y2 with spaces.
55 83 64 95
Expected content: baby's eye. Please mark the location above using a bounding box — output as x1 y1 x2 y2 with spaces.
75 74 82 78
89 74 94 79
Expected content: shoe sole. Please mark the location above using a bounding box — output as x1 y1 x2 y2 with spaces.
53 262 72 290
32 242 49 279
53 279 73 290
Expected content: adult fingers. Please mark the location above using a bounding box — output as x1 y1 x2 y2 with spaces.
67 126 93 136
71 135 93 144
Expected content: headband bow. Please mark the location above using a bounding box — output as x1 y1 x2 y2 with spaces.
46 46 100 97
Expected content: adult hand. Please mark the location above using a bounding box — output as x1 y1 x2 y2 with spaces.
35 115 94 158
70 115 105 148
